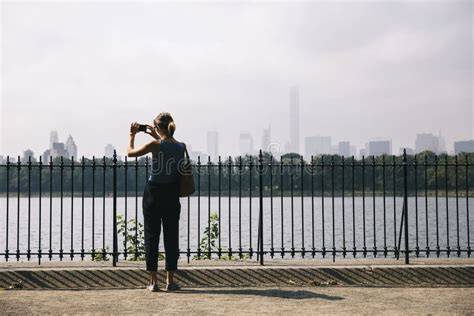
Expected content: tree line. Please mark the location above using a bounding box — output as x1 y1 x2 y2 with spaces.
0 151 472 195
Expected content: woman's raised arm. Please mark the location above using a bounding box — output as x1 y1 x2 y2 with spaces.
128 122 159 157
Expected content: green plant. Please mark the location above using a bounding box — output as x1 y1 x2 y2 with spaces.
193 212 219 260
117 214 146 261
90 246 110 261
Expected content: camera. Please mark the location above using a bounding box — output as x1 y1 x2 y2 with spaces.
138 124 147 132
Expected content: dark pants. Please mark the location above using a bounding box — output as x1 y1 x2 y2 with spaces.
142 181 181 272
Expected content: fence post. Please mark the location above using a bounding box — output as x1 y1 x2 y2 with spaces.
112 150 118 266
258 149 264 265
403 149 409 264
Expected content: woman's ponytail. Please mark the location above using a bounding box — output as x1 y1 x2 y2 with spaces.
168 121 176 137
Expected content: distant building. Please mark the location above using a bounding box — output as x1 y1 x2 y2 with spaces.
50 131 58 150
261 126 271 153
206 131 219 162
105 144 115 158
42 149 51 162
0 155 4 164
438 130 447 154
65 135 78 161
415 133 439 154
454 140 474 154
240 133 254 156
367 140 392 156
45 131 78 160
359 148 367 158
52 142 69 159
289 86 300 153
338 141 350 157
22 149 36 163
304 136 332 159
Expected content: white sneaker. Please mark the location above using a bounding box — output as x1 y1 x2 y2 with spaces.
147 283 159 292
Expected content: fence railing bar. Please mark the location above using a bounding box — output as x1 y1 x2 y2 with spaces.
466 155 471 257
435 155 440 257
362 155 366 258
414 155 419 257
372 155 377 257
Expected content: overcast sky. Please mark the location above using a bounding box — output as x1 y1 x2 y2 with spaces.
1 0 472 158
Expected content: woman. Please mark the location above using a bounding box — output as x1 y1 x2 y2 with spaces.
128 112 186 292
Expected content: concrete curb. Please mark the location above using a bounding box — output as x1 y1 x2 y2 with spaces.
1 266 473 289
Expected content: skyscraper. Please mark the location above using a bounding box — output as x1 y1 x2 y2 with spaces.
289 86 300 153
338 141 350 157
261 126 271 152
65 135 78 161
438 130 447 154
367 140 392 156
51 142 69 159
454 140 474 154
50 131 58 150
206 131 219 162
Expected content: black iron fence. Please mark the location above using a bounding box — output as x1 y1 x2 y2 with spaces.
0 149 472 265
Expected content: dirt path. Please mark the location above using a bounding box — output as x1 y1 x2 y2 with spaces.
1 287 473 315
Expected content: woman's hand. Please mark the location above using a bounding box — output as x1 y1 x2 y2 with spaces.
145 124 161 140
130 122 139 135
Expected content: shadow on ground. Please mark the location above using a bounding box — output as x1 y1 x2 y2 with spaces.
171 288 345 300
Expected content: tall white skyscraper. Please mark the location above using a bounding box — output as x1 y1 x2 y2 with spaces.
289 86 300 153
206 131 219 162
50 131 58 150
240 133 254 156
65 135 78 160
261 126 271 152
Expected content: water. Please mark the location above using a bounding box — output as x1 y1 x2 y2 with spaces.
0 196 472 261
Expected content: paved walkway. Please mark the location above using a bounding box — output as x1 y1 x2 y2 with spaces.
1 287 473 315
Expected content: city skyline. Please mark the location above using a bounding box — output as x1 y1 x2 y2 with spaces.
3 127 471 162
1 1 472 158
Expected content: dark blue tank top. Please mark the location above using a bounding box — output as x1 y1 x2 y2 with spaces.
149 139 185 184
